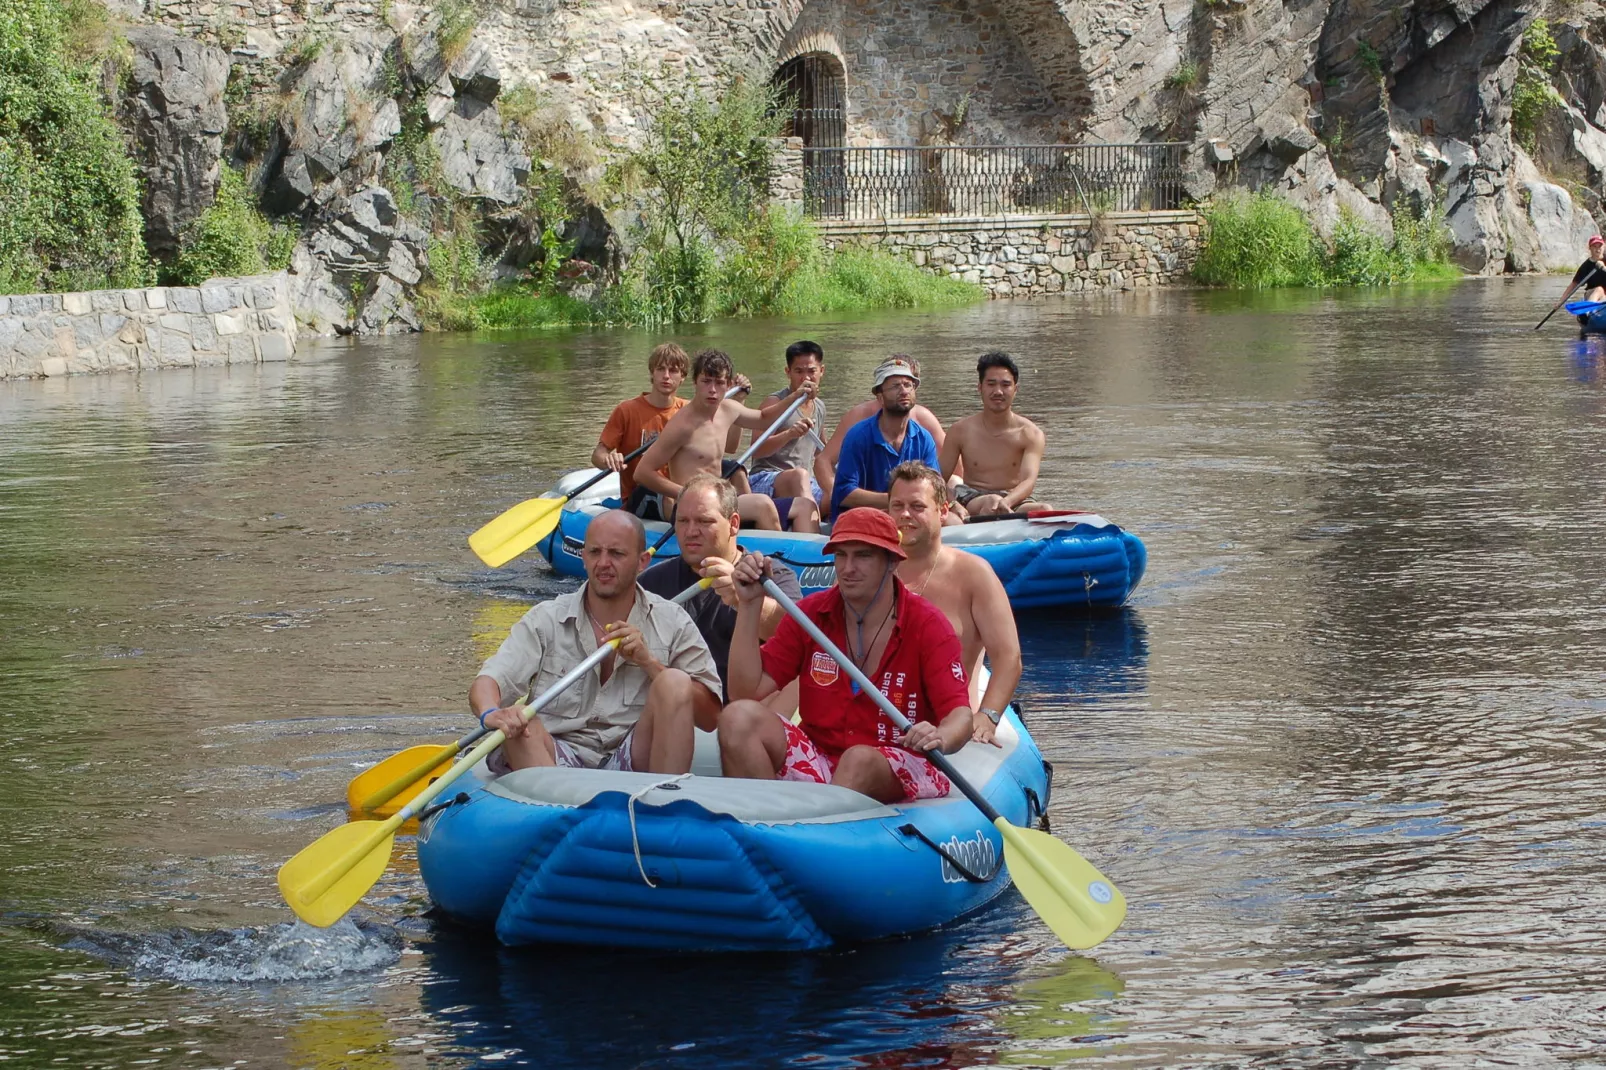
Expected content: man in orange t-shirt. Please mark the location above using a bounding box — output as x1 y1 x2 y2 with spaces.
592 343 691 501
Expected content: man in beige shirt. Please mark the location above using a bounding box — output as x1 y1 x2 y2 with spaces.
471 510 722 774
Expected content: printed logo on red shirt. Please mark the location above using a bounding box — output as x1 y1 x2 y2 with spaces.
809 651 840 687
951 660 964 681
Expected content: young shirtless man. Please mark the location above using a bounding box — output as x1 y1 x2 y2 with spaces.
939 351 1050 517
592 343 689 506
820 356 949 518
885 462 1022 745
634 349 784 530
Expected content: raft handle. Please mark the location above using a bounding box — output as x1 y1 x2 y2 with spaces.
896 824 1003 884
416 792 471 823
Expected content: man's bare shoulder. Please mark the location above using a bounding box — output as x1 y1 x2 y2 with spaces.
947 413 985 445
1015 413 1046 443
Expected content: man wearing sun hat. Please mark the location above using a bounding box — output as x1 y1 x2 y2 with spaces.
717 507 975 802
827 356 947 522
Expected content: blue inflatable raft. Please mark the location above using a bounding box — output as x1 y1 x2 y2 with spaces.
529 470 1147 610
416 711 1051 950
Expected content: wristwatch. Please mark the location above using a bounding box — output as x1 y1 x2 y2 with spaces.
980 707 1002 725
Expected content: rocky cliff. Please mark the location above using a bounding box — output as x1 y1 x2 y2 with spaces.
113 0 1606 333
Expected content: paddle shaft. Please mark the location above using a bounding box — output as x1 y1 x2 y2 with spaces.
456 572 707 750
760 578 1002 824
305 610 686 904
734 392 812 470
1539 278 1585 330
357 576 712 811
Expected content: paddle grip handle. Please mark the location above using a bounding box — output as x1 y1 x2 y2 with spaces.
735 392 811 469
760 578 1004 825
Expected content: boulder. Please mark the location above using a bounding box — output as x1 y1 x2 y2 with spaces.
119 26 230 257
432 100 531 204
1266 123 1320 164
448 38 501 103
1516 176 1593 268
293 186 430 334
263 41 396 214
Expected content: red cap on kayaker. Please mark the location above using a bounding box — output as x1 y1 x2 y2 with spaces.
1590 235 1604 248
823 508 907 560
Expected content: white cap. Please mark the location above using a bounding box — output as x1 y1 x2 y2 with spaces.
872 358 920 390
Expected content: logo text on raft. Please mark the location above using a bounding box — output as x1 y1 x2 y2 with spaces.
939 830 997 883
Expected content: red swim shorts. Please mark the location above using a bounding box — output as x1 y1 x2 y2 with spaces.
776 714 951 801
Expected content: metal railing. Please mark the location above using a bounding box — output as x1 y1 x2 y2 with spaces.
801 143 1188 221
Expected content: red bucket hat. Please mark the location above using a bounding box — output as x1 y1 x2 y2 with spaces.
822 508 907 560
1590 235 1604 248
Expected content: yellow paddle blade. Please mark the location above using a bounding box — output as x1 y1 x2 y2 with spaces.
468 495 568 568
277 820 396 928
998 818 1126 950
346 744 457 817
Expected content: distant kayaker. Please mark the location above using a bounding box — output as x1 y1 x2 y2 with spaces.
471 509 722 774
719 507 975 802
638 474 803 705
828 358 962 526
634 349 784 529
885 462 1021 746
940 352 1050 518
820 355 951 517
736 340 827 533
590 343 690 507
1563 236 1606 321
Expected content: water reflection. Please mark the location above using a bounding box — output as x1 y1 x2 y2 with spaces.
414 913 1053 1069
1016 608 1148 707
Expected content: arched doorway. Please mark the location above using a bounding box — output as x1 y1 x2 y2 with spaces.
772 53 846 216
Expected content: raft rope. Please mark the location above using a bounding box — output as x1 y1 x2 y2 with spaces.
627 773 695 887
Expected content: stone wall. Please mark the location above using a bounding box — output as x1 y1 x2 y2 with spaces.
815 210 1201 296
0 273 298 380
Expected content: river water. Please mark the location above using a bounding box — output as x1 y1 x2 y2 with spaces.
2 277 1604 1069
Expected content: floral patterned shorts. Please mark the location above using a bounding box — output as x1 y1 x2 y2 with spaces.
776 714 951 801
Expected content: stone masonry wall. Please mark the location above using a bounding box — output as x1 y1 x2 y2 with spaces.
0 272 298 380
816 210 1200 297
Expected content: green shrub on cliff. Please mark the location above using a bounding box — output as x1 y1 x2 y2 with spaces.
434 71 982 331
1195 189 1455 288
1194 190 1324 288
169 167 296 285
0 0 149 293
1512 19 1562 153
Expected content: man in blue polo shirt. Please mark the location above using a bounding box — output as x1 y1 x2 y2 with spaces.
830 357 952 521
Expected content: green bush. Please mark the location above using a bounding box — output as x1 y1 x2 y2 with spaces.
431 71 983 332
781 245 980 314
0 0 149 293
1195 189 1456 289
169 167 296 285
1194 190 1324 288
1512 19 1562 152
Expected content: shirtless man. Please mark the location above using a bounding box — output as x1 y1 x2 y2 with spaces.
886 462 1021 745
820 356 948 518
939 351 1049 517
635 349 784 530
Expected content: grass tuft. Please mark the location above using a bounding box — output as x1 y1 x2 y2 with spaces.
1194 189 1457 289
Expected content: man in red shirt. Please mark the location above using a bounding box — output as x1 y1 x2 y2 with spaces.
719 507 975 802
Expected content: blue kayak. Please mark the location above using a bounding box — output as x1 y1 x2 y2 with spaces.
416 711 1051 950
529 470 1147 610
1566 299 1606 331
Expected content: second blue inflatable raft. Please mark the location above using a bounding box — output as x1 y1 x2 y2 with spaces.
528 470 1146 610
